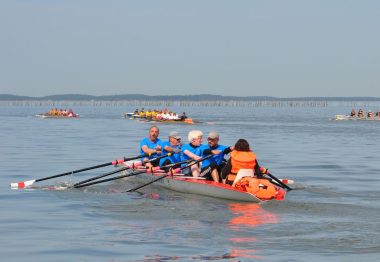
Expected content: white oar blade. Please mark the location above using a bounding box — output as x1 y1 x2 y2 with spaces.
10 180 36 189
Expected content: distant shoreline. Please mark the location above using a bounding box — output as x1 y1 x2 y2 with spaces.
1 94 380 102
1 94 380 108
2 100 380 108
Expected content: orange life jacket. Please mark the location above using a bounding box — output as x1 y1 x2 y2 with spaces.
226 151 256 184
234 177 277 200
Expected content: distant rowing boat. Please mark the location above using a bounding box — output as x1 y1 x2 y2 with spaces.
36 113 79 119
124 113 197 124
120 164 287 202
334 115 380 121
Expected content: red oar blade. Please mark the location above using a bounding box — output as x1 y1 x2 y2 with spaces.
10 179 36 189
279 179 294 185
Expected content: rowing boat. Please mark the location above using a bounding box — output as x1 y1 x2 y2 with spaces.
120 165 287 202
335 115 380 121
124 113 196 124
36 113 79 118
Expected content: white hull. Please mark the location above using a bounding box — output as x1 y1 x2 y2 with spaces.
121 171 264 202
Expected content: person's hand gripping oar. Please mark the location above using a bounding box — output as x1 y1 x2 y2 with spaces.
124 154 214 193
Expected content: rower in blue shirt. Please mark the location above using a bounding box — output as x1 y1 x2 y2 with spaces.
200 131 232 182
140 126 162 168
181 130 204 177
159 131 182 168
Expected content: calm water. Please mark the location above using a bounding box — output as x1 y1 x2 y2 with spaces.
0 104 379 261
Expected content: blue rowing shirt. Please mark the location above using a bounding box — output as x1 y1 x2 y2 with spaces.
159 141 182 166
139 138 162 160
180 143 204 166
201 144 229 168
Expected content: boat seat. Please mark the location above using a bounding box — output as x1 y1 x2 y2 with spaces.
232 169 254 187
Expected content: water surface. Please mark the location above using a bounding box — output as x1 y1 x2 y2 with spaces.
0 104 379 261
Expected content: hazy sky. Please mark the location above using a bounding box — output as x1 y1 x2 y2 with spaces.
0 1 379 97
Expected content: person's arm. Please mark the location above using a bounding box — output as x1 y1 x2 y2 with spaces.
183 149 201 161
223 147 232 154
164 145 181 154
141 145 157 155
221 159 232 180
254 160 268 178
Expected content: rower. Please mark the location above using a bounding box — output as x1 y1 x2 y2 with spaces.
139 126 162 168
159 131 182 168
146 110 152 120
358 108 365 118
199 131 232 182
181 130 204 177
350 108 356 117
139 108 145 118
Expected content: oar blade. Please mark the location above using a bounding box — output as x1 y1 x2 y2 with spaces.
10 179 36 189
279 178 294 185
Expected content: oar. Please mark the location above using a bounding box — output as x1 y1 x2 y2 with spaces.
125 154 214 193
72 162 140 187
74 154 171 188
10 154 148 189
265 172 292 191
74 168 149 189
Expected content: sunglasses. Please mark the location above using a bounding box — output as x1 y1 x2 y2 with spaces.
207 137 217 141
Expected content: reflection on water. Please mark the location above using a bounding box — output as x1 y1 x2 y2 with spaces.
228 203 278 229
226 203 278 259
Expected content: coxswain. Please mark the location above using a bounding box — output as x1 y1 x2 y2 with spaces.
180 112 188 121
221 139 268 185
220 139 277 200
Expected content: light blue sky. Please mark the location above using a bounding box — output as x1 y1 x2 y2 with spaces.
0 1 379 97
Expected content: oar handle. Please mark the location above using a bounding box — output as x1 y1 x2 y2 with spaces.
124 155 213 193
123 154 149 162
181 154 214 170
141 153 172 165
